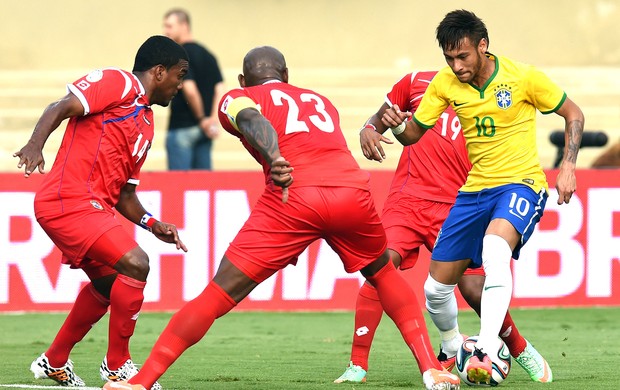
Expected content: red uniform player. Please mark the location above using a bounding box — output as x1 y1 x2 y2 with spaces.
14 36 188 389
111 47 460 390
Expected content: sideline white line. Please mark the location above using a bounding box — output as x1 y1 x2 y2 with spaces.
0 385 101 390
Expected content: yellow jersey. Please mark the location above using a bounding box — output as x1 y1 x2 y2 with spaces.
413 54 566 193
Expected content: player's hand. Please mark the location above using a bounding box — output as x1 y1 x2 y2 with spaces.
14 142 46 178
555 163 577 205
271 156 294 204
381 104 411 129
360 127 393 162
151 221 188 252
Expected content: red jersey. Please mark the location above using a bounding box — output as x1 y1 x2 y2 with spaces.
35 68 153 211
386 71 471 203
219 81 369 189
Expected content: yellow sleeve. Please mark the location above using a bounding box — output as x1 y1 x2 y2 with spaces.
412 75 449 129
222 96 260 131
524 66 566 114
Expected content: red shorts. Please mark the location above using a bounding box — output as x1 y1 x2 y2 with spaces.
464 267 485 276
382 192 451 270
225 186 387 283
381 192 486 276
35 198 137 278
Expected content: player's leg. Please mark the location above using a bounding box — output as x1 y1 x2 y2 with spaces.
125 188 315 389
337 193 431 383
30 264 114 387
334 249 402 384
29 211 130 387
327 188 459 389
471 185 548 383
361 255 460 390
125 255 263 389
458 272 552 383
457 271 525 357
89 227 152 375
424 191 486 379
45 270 114 367
425 259 470 361
335 192 444 383
458 271 524 352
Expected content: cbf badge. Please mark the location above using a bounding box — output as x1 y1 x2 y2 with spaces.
494 83 512 110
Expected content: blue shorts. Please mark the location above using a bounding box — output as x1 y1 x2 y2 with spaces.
431 183 547 268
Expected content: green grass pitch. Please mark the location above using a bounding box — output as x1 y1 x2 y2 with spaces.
0 307 617 389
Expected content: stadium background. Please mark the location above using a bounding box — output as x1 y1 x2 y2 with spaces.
1 0 620 313
1 0 619 172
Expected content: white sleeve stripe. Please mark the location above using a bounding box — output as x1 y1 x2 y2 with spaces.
385 95 393 107
116 69 133 99
128 178 140 185
67 83 90 115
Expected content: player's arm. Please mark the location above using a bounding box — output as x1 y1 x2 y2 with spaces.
116 183 187 252
235 107 294 202
14 92 84 177
381 104 428 145
553 97 584 205
360 103 395 162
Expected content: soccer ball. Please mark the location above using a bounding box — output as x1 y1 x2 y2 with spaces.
455 335 511 386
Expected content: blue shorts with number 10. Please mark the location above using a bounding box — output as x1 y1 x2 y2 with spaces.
431 183 548 268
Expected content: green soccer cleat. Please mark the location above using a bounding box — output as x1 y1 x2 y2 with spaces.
514 340 553 382
333 361 367 383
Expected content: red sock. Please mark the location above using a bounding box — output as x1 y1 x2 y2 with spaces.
366 261 441 373
107 274 146 369
500 311 527 357
130 282 236 388
46 283 109 367
350 283 383 370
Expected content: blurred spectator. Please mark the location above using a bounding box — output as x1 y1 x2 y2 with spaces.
163 9 224 170
591 139 620 167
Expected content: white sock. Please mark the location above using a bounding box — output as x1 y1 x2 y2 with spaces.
476 234 513 355
424 274 461 354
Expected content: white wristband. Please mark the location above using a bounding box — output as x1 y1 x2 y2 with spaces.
390 121 406 136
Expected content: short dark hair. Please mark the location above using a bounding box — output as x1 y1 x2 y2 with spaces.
132 35 188 72
436 9 489 52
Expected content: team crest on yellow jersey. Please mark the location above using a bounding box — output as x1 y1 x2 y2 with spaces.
494 83 512 110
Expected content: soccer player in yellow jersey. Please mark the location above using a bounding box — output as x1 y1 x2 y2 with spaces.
382 9 584 385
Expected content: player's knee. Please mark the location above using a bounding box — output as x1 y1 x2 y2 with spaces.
388 249 402 269
482 235 512 270
115 247 150 281
481 235 512 284
424 274 456 305
360 251 391 278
